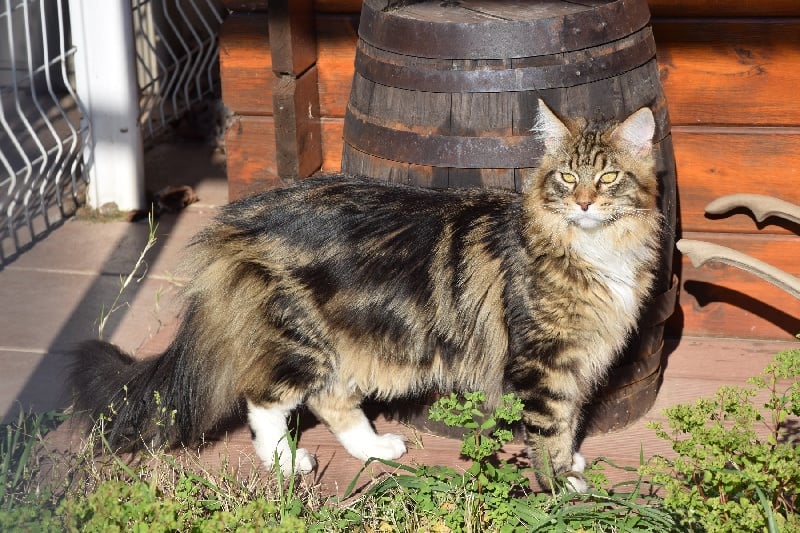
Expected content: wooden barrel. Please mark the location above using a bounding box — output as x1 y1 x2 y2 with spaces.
342 0 677 435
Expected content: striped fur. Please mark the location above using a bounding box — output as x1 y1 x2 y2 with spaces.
71 101 662 489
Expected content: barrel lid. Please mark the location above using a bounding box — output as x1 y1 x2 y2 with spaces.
359 0 651 59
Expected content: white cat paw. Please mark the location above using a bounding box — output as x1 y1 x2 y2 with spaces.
263 447 317 476
276 447 317 476
248 402 315 476
566 474 588 493
367 433 408 460
571 452 586 473
344 431 408 461
565 452 588 493
337 418 408 461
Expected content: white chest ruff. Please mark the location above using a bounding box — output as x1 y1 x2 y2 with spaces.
571 231 639 319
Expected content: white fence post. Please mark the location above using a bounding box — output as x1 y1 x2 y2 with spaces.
68 0 144 211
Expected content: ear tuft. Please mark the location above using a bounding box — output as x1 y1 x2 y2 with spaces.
610 107 655 155
533 99 571 151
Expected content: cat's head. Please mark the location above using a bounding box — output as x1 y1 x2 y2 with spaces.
527 99 659 231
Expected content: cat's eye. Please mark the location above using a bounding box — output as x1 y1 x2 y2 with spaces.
560 172 577 184
598 172 618 184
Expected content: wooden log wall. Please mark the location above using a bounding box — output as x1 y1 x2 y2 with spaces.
650 1 800 340
219 0 800 340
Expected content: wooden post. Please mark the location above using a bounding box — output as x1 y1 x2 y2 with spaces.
220 0 322 200
219 8 278 200
268 0 322 182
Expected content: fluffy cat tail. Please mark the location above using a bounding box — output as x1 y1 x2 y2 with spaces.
70 319 238 452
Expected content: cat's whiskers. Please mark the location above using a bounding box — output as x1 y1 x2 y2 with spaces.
541 203 567 213
610 206 660 223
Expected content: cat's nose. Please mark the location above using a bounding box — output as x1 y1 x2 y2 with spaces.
578 201 592 211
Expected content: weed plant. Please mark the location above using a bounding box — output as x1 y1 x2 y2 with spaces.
349 391 674 532
644 347 800 532
0 410 66 530
97 210 159 340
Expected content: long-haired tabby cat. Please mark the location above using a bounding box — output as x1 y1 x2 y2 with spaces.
71 100 662 491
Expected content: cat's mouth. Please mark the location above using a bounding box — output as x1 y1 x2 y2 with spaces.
542 203 620 229
566 206 609 230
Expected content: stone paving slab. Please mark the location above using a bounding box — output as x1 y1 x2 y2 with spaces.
0 141 227 423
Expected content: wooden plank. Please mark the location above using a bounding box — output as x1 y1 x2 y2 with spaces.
672 231 800 340
314 0 363 13
448 167 516 190
316 15 359 118
221 0 266 11
340 143 449 187
272 66 323 179
672 127 800 235
450 92 514 137
320 117 344 172
219 12 273 116
648 0 800 17
654 19 800 127
310 17 800 126
224 115 283 200
658 337 793 382
351 73 452 132
268 0 317 76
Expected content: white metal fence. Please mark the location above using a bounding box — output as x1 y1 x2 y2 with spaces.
0 0 88 264
133 0 226 142
0 0 226 265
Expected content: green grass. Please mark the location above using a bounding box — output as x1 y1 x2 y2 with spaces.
0 403 671 532
2 349 797 531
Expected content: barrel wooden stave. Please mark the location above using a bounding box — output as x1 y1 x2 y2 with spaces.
344 59 671 188
358 0 651 60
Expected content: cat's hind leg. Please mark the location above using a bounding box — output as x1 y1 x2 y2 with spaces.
307 388 407 462
247 399 316 475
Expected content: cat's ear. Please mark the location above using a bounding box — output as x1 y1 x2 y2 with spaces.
610 107 655 156
534 99 571 151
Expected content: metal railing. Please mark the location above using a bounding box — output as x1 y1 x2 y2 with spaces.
0 0 227 265
0 0 89 264
132 0 226 143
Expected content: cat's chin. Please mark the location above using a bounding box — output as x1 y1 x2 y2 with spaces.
570 216 607 231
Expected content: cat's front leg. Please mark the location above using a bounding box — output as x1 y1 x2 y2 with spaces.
521 401 587 492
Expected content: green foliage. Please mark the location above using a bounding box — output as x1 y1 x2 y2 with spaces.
352 392 529 530
351 391 673 532
0 409 67 531
59 475 305 532
432 391 524 465
645 348 800 532
0 407 322 531
10 348 798 532
1 410 52 510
